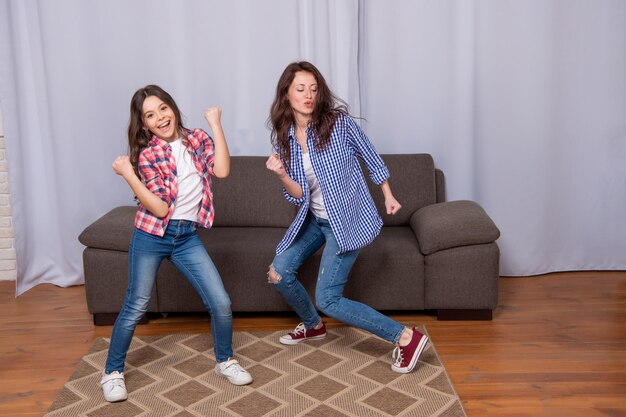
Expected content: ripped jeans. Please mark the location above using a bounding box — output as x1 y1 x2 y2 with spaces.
269 212 404 344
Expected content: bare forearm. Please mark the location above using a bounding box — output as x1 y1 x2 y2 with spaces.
380 181 393 199
210 122 230 178
380 180 402 215
280 174 304 199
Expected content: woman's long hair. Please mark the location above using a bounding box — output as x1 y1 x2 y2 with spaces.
127 85 186 177
269 61 348 171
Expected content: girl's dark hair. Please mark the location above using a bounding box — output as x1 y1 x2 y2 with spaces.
128 85 186 177
269 61 348 170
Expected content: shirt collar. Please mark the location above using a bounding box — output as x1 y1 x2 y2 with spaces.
148 129 191 149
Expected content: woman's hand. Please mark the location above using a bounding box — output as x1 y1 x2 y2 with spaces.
384 195 402 215
380 181 402 215
266 153 303 198
266 153 287 178
112 155 135 179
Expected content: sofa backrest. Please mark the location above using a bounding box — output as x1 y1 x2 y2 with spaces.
212 156 297 227
366 154 438 226
213 154 439 228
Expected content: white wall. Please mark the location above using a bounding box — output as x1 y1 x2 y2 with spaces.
0 108 16 281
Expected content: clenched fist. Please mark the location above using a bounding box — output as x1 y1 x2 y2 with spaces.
266 153 287 178
112 155 134 178
204 107 222 128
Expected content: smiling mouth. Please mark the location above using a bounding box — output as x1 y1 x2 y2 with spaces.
159 121 171 130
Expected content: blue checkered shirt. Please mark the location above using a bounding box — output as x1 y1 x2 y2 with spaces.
276 114 390 254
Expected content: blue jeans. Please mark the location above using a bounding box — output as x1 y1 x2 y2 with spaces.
270 213 405 344
105 220 233 372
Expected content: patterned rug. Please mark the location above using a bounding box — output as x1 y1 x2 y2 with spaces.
45 326 466 417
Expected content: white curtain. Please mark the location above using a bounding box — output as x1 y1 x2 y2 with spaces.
1 0 624 295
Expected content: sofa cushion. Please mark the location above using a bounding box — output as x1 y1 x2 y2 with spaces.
411 200 500 255
156 226 426 312
78 206 135 251
366 154 437 227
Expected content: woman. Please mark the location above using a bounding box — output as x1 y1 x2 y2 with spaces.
265 62 428 373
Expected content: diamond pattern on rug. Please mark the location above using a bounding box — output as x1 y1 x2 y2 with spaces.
363 387 419 416
295 375 348 401
357 359 402 384
238 340 283 362
304 404 350 417
126 345 166 367
248 364 282 388
226 391 282 417
47 388 82 413
162 380 215 407
171 411 199 417
351 336 391 358
180 333 214 352
295 350 343 372
86 401 145 417
45 326 466 417
172 354 212 378
125 369 157 391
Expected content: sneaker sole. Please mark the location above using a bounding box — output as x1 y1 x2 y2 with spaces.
216 370 253 386
279 333 326 345
103 393 128 402
391 335 429 374
224 374 253 386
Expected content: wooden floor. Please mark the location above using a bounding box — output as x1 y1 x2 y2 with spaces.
1 271 625 417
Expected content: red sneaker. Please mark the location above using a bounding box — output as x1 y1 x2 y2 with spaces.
391 327 429 373
279 322 327 345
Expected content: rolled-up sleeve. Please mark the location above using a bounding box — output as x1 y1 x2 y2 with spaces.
282 184 305 206
138 151 172 206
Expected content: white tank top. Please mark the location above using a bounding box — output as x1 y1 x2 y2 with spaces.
302 152 327 219
170 138 203 221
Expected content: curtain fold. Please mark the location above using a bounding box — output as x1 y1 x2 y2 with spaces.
0 0 624 295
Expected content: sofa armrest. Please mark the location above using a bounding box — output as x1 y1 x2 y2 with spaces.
410 200 500 255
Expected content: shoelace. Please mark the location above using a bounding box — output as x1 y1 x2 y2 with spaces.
291 323 306 336
392 346 405 367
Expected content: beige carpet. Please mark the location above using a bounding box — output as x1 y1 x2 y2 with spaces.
45 326 466 417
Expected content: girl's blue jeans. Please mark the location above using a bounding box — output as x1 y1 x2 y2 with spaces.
105 219 233 373
270 213 404 344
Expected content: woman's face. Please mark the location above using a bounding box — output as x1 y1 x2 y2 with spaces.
287 71 318 121
142 95 178 142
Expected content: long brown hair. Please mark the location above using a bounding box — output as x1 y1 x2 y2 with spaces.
269 61 348 170
127 85 186 177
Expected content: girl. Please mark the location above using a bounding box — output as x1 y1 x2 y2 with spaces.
265 62 428 374
102 85 252 403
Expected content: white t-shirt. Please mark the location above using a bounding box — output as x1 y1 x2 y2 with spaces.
170 138 203 221
302 151 327 219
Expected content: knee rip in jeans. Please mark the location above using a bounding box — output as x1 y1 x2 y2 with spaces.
267 264 282 284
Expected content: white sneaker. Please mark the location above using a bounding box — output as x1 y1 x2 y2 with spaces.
215 358 253 386
100 371 128 402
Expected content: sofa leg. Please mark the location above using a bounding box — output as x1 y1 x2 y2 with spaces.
93 313 150 326
437 309 492 321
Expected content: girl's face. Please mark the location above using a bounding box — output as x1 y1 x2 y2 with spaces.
287 71 318 121
142 95 178 142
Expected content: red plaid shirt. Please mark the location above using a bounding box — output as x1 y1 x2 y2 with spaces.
134 128 216 236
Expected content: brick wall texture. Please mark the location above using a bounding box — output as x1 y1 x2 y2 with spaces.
0 110 17 281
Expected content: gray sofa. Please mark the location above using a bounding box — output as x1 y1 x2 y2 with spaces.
78 154 500 325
